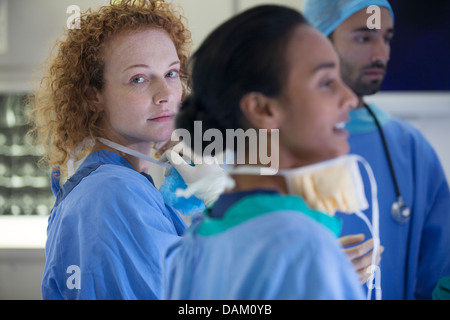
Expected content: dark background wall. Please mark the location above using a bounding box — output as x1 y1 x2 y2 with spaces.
382 0 450 91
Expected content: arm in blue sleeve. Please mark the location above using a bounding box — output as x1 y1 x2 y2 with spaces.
415 146 450 299
69 173 182 300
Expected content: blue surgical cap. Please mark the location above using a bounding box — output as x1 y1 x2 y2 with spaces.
303 0 394 36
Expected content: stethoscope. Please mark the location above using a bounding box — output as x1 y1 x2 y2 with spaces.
363 103 411 224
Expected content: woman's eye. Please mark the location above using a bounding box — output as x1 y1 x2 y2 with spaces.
321 79 334 88
131 76 146 84
166 70 179 78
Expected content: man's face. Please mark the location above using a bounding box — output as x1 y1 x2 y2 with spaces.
330 7 394 97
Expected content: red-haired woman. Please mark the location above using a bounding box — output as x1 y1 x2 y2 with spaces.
28 0 191 300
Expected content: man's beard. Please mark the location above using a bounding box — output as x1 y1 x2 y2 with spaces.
340 60 386 97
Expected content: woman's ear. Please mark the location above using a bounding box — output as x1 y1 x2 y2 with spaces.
85 87 104 112
239 92 283 130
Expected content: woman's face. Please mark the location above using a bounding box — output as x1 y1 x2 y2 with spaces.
275 25 357 168
95 28 182 153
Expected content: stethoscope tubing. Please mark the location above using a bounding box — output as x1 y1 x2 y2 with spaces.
363 103 411 223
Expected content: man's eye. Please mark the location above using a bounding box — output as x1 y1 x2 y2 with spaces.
356 36 370 43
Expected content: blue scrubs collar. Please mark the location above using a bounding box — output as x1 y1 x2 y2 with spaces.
346 103 391 134
51 150 154 196
200 190 343 238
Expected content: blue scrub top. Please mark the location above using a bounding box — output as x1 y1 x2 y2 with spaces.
164 190 364 300
337 104 450 300
42 150 187 300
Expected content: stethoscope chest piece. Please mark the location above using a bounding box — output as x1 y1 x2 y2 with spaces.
391 197 411 224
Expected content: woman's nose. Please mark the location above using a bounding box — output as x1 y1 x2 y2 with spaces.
340 81 358 111
153 79 171 105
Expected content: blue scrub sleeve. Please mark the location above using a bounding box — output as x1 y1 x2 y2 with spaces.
47 170 183 300
414 143 450 300
88 183 180 299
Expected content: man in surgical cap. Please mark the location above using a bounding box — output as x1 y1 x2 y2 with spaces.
303 0 450 300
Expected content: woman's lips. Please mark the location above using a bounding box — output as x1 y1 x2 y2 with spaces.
148 113 175 123
333 121 349 138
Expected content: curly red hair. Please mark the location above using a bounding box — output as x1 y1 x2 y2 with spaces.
28 0 191 177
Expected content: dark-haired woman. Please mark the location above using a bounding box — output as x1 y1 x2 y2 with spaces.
164 5 365 300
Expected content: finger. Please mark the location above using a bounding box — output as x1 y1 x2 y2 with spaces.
344 239 374 260
362 245 384 266
352 245 385 273
338 234 365 247
375 246 385 264
352 249 375 271
163 150 190 170
357 269 371 284
159 144 192 163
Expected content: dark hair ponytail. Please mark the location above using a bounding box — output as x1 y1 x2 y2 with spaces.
176 5 308 152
